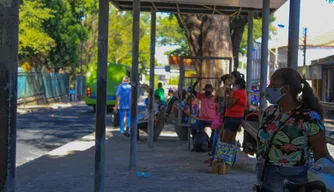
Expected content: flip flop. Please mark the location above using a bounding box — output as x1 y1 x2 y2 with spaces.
204 158 213 164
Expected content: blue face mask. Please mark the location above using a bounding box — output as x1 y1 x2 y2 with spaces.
265 86 286 104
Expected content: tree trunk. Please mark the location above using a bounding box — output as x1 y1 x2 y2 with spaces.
179 15 233 89
230 16 248 70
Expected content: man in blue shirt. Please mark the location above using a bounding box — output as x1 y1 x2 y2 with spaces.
114 76 132 136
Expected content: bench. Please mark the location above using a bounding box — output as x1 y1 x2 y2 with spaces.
173 109 190 141
138 106 166 141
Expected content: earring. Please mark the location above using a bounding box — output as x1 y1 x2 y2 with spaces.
297 91 303 102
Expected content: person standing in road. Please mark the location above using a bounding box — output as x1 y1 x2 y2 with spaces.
114 76 132 137
155 82 165 104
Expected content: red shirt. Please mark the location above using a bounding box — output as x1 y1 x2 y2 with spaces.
225 89 247 118
196 93 216 121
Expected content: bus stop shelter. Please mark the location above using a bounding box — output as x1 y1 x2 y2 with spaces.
1 0 303 191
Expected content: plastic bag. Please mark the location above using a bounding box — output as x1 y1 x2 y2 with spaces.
308 157 334 191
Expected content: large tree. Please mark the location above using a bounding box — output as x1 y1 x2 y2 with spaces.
230 16 248 69
40 0 88 71
81 6 151 73
158 14 276 76
108 7 151 68
179 15 233 81
19 0 55 70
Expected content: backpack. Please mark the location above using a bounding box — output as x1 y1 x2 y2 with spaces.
193 130 209 152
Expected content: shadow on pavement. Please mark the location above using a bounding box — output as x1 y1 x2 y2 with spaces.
16 128 257 192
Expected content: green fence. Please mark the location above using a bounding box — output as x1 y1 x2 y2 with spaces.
17 72 70 101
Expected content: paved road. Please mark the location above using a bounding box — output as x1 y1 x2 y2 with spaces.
16 104 101 166
16 99 148 167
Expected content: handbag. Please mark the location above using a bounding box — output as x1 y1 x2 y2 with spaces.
111 109 120 127
211 112 223 130
252 108 297 192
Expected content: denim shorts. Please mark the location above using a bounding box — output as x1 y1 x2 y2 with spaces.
223 117 243 132
256 163 308 192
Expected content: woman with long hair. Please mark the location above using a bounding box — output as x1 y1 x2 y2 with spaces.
210 75 232 157
223 77 248 144
213 77 247 173
256 68 334 192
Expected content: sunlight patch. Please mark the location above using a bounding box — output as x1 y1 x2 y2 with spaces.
47 127 114 158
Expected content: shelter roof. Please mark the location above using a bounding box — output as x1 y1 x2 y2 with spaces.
311 55 334 65
110 0 287 16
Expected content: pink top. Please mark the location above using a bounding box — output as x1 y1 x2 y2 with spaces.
196 93 216 121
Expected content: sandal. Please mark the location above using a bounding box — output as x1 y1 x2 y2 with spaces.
123 132 130 137
204 158 213 164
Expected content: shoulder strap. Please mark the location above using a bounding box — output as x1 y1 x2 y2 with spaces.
260 108 297 183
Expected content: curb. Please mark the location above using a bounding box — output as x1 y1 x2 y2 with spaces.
17 102 81 115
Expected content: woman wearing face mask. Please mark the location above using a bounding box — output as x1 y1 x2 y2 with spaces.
256 68 334 192
209 75 232 158
222 77 247 141
214 77 247 172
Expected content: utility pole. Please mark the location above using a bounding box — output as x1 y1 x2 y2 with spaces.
303 27 307 66
0 1 19 191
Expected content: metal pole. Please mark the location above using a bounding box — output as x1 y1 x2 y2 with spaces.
129 0 140 169
303 28 307 67
187 78 193 149
247 11 254 110
80 42 83 100
148 8 156 149
178 57 185 127
260 0 270 111
94 0 109 191
287 0 301 70
0 1 19 191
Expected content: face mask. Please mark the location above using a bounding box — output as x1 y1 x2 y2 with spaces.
265 86 286 104
205 91 212 96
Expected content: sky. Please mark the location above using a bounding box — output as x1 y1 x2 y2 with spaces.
269 0 334 47
155 0 334 64
155 45 180 65
274 0 334 36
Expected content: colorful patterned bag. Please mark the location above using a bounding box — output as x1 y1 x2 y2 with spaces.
212 140 237 174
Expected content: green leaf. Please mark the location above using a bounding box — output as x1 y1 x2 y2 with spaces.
269 146 283 160
281 125 303 139
291 136 306 146
287 151 302 161
272 139 283 145
273 131 290 143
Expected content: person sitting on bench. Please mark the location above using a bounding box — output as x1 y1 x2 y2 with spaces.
139 95 163 123
190 79 216 151
183 95 199 124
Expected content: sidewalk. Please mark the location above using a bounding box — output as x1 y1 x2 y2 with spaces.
17 102 81 114
16 124 258 192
